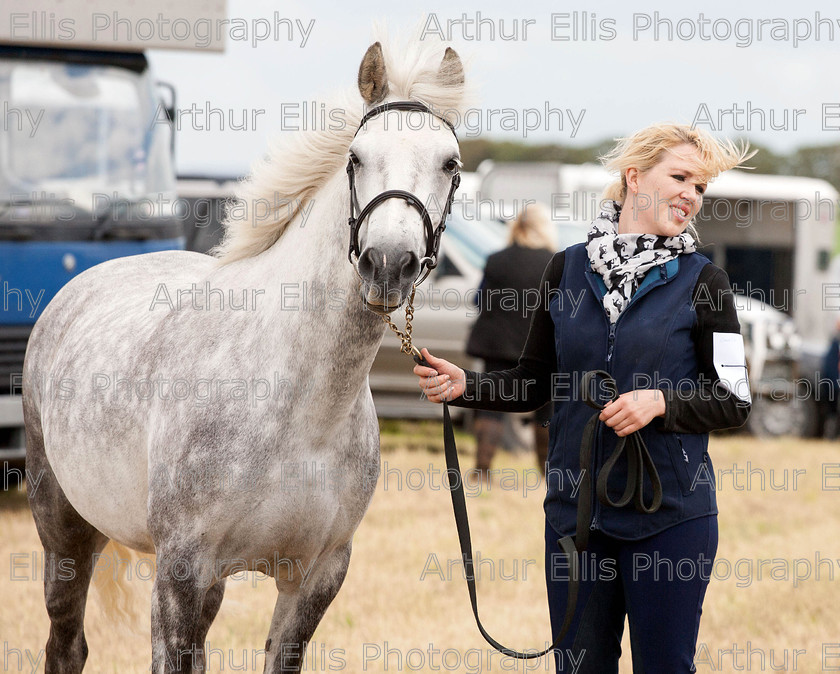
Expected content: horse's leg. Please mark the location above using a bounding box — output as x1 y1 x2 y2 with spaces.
150 545 210 674
25 418 108 673
189 578 227 673
263 543 352 674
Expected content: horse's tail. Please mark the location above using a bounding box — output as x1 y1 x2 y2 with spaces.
91 541 155 632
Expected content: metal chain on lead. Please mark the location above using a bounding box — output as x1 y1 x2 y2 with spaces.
381 284 421 359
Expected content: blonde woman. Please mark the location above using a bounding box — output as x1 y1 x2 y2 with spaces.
414 123 753 672
465 202 555 477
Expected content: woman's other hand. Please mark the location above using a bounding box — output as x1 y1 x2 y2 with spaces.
412 348 466 403
599 389 666 436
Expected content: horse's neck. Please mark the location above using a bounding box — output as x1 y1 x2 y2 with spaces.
227 174 386 406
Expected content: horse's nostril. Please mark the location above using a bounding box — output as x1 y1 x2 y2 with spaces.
357 247 379 281
398 251 420 283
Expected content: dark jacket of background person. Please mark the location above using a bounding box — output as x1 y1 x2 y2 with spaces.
821 336 840 396
466 243 555 362
819 330 840 437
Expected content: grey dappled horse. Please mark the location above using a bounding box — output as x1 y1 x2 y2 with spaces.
23 37 465 673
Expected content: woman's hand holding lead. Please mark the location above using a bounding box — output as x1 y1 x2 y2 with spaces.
412 348 466 403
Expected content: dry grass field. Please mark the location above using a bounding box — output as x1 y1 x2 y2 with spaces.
1 426 839 673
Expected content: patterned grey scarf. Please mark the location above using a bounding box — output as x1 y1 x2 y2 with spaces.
585 201 696 324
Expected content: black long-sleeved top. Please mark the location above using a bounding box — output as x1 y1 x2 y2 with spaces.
451 251 751 433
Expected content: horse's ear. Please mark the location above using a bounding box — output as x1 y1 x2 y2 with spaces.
358 42 389 105
438 47 464 88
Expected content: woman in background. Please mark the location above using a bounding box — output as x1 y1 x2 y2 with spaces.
466 202 555 477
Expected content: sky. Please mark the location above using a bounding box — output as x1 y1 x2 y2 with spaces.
145 0 840 177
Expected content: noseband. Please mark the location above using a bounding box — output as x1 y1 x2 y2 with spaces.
346 100 461 286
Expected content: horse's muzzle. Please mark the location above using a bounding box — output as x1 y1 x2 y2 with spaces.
359 284 406 315
356 246 419 314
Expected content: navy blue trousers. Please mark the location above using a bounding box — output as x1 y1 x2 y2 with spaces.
544 515 718 673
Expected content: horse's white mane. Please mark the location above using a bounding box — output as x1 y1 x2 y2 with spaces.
213 31 469 264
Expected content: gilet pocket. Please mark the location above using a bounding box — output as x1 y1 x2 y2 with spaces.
666 432 694 497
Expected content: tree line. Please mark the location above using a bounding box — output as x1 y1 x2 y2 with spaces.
460 139 840 192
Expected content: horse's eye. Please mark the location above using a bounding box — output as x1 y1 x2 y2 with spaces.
444 158 459 173
349 152 360 166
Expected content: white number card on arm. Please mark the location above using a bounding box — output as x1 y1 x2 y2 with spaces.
713 332 751 403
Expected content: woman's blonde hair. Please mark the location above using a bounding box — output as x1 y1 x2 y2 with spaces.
508 202 556 250
600 123 755 237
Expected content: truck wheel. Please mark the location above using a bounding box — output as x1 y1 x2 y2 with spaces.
798 395 823 438
747 395 811 438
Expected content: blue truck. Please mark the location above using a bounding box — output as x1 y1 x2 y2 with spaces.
0 1 227 471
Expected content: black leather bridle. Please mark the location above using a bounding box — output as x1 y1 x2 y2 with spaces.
346 100 461 286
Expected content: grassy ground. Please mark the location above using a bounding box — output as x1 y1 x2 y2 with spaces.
1 428 839 673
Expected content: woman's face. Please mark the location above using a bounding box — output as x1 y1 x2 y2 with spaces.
619 143 707 237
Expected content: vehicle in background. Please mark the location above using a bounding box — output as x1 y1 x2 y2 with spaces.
474 160 611 225
697 172 839 436
733 294 805 437
175 174 239 253
0 1 225 470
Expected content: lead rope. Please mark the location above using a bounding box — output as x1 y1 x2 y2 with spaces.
385 318 581 659
433 399 580 659
390 325 664 658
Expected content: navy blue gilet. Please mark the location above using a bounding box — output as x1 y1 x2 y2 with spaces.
545 242 717 540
